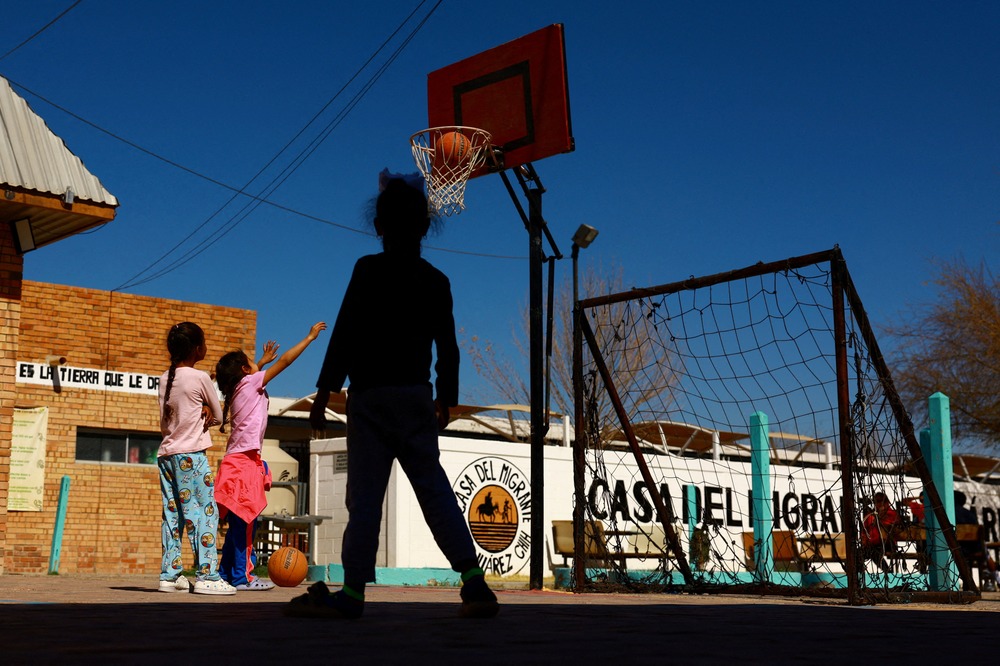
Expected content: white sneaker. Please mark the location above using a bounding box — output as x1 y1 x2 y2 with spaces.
192 578 237 596
235 578 276 591
158 576 191 593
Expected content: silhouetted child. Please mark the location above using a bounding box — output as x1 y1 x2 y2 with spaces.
157 322 235 595
287 177 498 619
215 322 326 590
860 491 900 573
954 490 992 590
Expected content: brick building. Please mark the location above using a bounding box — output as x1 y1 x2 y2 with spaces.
8 282 255 574
1 74 121 574
0 74 332 577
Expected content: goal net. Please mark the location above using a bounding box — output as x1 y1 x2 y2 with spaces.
571 247 979 604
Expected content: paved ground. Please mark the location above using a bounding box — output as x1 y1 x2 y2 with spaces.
1 575 998 664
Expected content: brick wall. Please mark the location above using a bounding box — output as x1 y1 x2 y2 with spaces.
7 281 255 574
0 223 25 574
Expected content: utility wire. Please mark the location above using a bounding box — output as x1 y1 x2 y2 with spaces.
5 2 526 273
0 0 83 62
123 0 451 287
117 0 444 289
3 80 522 267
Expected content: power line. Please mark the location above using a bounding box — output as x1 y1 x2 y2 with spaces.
5 2 527 278
0 0 83 62
117 0 447 289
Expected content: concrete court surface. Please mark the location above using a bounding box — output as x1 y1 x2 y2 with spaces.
1 575 998 664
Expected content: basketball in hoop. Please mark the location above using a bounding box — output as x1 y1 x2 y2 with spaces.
410 126 494 217
434 131 472 166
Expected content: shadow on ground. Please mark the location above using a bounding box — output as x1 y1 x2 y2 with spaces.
3 597 998 664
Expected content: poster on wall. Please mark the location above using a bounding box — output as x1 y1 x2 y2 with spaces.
8 406 48 511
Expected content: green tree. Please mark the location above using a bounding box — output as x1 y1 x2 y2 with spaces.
886 257 1000 445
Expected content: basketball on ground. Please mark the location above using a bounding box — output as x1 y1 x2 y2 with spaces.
267 546 309 587
434 131 471 165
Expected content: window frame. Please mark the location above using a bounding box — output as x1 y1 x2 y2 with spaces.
75 428 161 465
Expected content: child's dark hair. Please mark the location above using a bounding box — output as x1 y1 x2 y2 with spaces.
372 178 434 254
215 350 250 433
163 322 205 420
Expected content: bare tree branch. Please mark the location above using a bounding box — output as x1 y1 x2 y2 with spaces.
462 262 680 419
885 257 1000 446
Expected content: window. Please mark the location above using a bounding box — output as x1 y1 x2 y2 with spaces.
76 430 161 465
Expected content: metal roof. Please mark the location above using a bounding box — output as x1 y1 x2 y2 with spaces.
0 75 118 250
0 76 117 206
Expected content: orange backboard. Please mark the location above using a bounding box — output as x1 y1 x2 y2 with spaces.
427 24 574 177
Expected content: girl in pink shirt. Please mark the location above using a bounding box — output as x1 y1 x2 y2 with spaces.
214 322 326 590
157 322 235 595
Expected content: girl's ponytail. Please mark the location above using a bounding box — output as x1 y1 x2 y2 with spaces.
163 322 205 420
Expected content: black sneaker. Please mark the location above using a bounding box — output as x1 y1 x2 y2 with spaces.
284 582 364 619
459 576 499 619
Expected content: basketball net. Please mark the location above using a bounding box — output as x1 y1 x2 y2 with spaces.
410 126 493 216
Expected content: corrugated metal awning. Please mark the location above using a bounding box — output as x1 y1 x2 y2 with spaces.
0 75 118 250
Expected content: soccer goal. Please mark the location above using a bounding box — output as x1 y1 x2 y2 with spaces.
570 247 978 604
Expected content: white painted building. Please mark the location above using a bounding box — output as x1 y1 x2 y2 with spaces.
299 403 1000 588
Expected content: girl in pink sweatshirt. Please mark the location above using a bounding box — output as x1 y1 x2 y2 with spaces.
214 322 326 590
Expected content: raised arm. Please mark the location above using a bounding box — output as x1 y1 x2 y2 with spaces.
262 322 327 387
256 340 279 368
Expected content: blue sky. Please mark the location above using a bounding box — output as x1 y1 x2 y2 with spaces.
3 1 998 403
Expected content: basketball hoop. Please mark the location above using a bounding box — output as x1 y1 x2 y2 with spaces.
410 126 494 216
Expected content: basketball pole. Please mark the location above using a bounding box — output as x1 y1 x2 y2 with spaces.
528 187 545 590
498 164 562 590
571 224 598 590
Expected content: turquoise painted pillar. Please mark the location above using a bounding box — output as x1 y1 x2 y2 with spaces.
685 485 698 568
48 475 71 575
922 392 956 590
685 485 697 537
750 412 772 583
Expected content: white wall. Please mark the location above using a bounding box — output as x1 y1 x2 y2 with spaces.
310 435 575 576
309 434 1000 578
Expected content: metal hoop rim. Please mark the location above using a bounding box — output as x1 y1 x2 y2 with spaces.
408 125 494 144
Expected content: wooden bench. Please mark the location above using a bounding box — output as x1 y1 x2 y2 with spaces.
551 520 675 568
885 523 988 574
798 533 846 563
735 526 989 576
626 525 668 557
887 524 923 559
956 523 987 571
742 530 803 572
551 519 611 567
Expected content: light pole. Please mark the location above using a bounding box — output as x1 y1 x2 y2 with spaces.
570 223 598 589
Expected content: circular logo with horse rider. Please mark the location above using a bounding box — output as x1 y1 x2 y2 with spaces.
453 457 531 576
469 485 518 553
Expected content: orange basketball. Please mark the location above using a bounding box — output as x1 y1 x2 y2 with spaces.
434 131 472 165
267 546 308 587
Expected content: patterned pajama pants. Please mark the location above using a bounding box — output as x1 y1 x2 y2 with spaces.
158 451 223 581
